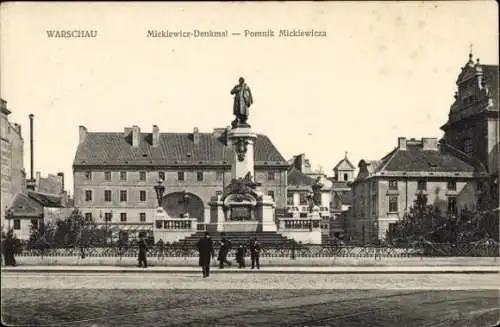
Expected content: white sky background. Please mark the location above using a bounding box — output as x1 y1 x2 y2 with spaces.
1 1 498 194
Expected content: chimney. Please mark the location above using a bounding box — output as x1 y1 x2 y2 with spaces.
132 125 141 147
422 137 438 151
79 125 88 144
29 114 34 181
57 172 65 193
193 127 200 145
36 171 41 182
124 127 133 136
398 137 407 151
152 125 160 147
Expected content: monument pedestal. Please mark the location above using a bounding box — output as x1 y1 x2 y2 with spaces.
209 123 278 233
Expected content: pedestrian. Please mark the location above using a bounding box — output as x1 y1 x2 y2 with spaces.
157 238 165 260
218 232 232 269
197 231 215 278
138 233 148 268
250 237 261 269
236 243 246 268
3 230 16 266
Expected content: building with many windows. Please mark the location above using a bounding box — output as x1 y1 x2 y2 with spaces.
348 137 488 244
72 125 288 239
1 98 26 229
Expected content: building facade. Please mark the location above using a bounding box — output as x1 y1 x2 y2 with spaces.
1 98 26 229
73 125 289 238
329 154 355 240
348 137 487 244
440 52 499 207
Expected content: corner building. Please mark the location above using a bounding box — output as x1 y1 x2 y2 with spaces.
72 125 288 236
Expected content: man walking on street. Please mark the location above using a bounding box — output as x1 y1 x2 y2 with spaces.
250 237 261 269
138 233 148 268
218 232 232 269
197 231 215 278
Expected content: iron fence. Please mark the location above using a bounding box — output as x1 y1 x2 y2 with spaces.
14 242 499 258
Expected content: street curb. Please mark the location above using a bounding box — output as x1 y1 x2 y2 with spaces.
2 268 499 274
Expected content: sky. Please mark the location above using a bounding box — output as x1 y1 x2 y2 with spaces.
1 1 498 194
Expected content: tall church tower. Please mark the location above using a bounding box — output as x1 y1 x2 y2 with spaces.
440 51 499 206
333 152 356 182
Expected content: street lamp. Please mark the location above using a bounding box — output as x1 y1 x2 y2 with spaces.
154 179 166 208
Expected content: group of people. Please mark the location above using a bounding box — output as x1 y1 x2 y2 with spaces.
197 232 261 278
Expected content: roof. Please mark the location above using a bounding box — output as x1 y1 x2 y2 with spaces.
352 141 487 185
287 167 332 191
287 167 314 188
333 156 355 170
73 131 287 167
384 143 477 172
7 191 65 218
333 190 352 206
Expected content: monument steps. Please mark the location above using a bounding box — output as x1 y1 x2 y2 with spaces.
175 231 294 247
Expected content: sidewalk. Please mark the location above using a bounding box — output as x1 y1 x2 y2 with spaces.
3 256 499 267
2 265 499 274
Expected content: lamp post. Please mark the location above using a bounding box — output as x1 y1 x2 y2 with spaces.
154 179 166 208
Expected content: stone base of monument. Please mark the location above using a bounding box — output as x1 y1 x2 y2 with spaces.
209 193 277 233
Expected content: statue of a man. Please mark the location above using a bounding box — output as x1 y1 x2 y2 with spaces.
231 77 253 127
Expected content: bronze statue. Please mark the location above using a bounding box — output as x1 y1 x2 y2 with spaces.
231 77 253 127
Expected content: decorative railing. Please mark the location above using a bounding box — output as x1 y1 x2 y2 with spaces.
154 218 197 231
278 218 321 230
13 243 499 258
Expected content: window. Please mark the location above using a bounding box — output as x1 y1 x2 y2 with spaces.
267 171 275 181
104 212 112 222
158 171 165 181
287 192 294 205
120 213 127 222
448 196 457 214
140 212 146 222
104 171 111 181
371 195 377 215
156 220 162 229
464 138 473 155
120 171 127 181
139 171 146 181
389 180 398 190
85 190 92 202
104 190 112 202
85 171 92 180
13 219 20 230
120 190 127 202
140 190 146 202
197 171 204 181
343 173 348 181
417 180 427 191
447 180 457 191
31 219 38 229
85 212 92 221
299 192 308 205
388 195 398 212
268 191 275 200
178 171 184 181
216 171 223 181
